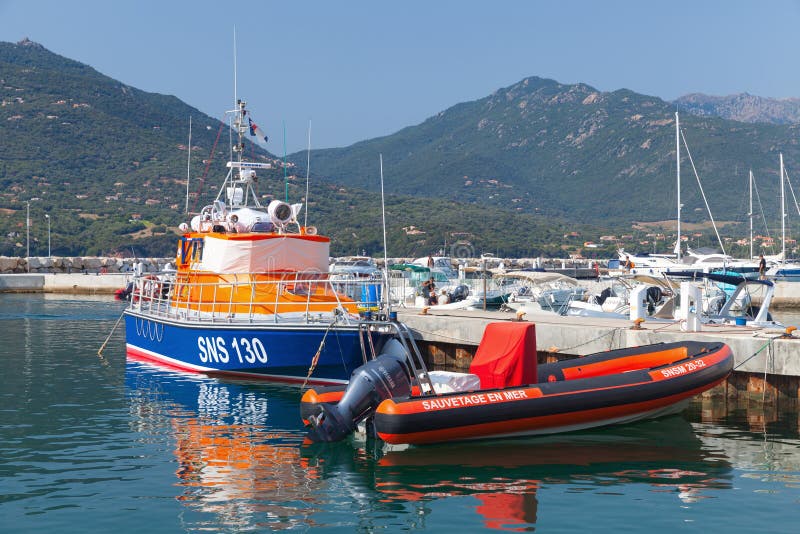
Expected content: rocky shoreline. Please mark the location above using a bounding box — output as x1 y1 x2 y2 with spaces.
0 256 171 274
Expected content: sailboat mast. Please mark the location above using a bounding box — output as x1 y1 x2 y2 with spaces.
749 169 753 259
185 115 192 214
379 154 390 313
675 112 681 259
781 153 786 264
304 120 311 227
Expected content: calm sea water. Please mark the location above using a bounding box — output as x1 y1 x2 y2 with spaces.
1 294 799 533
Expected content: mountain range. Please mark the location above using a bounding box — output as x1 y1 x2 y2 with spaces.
289 78 800 230
0 39 580 258
2 38 799 258
675 93 800 125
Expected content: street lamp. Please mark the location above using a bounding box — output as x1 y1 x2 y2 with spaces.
45 214 51 258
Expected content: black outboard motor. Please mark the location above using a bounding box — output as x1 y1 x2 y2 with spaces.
307 339 413 442
450 284 470 303
597 287 613 306
645 286 662 305
114 281 134 301
645 286 663 314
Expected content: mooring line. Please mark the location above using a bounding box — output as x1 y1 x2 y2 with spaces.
98 311 125 357
556 327 625 354
733 336 779 371
301 320 336 389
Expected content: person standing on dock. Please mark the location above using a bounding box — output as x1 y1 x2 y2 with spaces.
624 256 634 271
422 276 437 305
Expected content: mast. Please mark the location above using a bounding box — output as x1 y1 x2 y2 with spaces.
781 153 786 264
283 121 288 202
749 169 753 259
217 99 271 210
208 28 272 216
675 112 681 259
235 99 244 173
185 115 192 214
233 27 238 114
379 154 390 313
304 120 311 227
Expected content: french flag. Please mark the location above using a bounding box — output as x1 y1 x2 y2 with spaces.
248 118 268 144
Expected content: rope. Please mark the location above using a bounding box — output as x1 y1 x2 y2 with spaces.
411 311 627 353
681 129 726 256
301 320 336 389
556 327 625 354
752 174 773 246
733 336 778 371
784 166 800 217
191 118 226 212
98 311 125 357
407 310 563 346
407 326 477 345
651 320 683 331
763 341 773 403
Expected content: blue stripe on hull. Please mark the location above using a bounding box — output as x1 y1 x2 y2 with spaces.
124 312 370 383
774 269 800 282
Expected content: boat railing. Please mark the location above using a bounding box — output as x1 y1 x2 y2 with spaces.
127 270 389 325
357 319 436 395
386 270 504 307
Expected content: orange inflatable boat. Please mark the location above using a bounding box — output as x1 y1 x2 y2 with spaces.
302 322 733 445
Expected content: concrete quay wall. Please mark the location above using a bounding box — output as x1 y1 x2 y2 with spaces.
396 309 800 403
770 282 800 309
0 273 131 294
0 274 44 292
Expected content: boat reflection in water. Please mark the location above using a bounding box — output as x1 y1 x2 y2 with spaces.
689 397 800 476
126 357 323 531
302 417 734 531
126 358 741 531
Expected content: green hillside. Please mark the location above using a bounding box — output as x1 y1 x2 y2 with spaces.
0 39 248 256
290 77 800 231
0 39 588 259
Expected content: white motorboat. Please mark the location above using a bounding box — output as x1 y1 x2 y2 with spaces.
496 271 586 314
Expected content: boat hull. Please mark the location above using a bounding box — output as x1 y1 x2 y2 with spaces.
774 268 800 282
124 311 372 384
373 342 733 445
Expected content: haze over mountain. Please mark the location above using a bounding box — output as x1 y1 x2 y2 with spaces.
675 93 800 125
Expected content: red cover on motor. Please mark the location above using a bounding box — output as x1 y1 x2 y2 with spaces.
469 322 537 389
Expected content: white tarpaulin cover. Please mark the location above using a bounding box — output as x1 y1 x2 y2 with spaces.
197 235 330 273
427 371 481 394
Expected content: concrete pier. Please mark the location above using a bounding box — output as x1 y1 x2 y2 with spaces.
1 261 799 401
396 308 800 402
772 282 800 309
0 274 44 292
0 273 131 294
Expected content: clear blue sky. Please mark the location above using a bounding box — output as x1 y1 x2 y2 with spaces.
2 0 799 153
